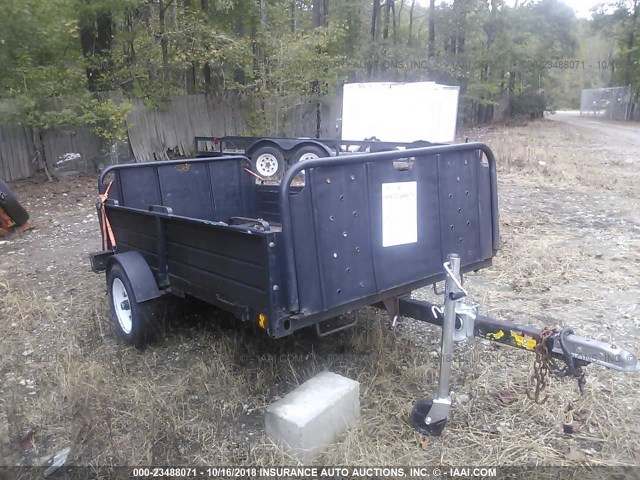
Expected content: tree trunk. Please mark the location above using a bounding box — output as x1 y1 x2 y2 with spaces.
383 0 392 40
392 1 397 45
312 0 323 28
125 7 136 66
323 0 329 26
371 0 380 42
31 129 53 182
199 0 214 93
182 0 196 94
255 0 267 91
625 0 638 86
290 0 296 32
508 70 516 99
232 18 246 87
186 62 197 94
204 63 212 93
147 0 157 82
368 0 381 79
159 0 170 94
428 0 435 57
408 0 415 47
311 0 328 27
79 3 113 92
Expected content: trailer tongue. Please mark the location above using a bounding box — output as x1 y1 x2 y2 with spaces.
374 253 639 435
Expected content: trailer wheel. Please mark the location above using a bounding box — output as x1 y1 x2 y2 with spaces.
409 399 447 436
107 263 161 347
0 178 29 226
251 146 284 179
292 145 327 164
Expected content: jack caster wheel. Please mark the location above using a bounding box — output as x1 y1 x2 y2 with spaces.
409 398 447 436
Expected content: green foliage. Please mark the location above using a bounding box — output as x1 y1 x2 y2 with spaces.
0 0 131 142
243 108 271 136
589 1 640 97
0 0 638 132
510 91 548 118
75 98 133 143
0 94 132 143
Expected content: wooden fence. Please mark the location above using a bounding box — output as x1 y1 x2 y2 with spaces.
0 93 342 181
0 125 36 181
0 124 105 182
127 94 341 162
126 95 251 162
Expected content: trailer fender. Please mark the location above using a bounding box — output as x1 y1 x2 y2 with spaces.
107 251 161 303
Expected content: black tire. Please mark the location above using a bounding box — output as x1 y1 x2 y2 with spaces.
0 178 29 226
250 146 285 179
107 263 163 347
291 145 328 164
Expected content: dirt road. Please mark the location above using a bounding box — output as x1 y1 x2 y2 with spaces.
549 110 640 149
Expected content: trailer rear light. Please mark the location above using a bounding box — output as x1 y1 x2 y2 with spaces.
258 313 267 329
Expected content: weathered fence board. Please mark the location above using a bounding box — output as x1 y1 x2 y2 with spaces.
264 95 341 138
0 124 35 182
126 95 255 162
42 127 102 174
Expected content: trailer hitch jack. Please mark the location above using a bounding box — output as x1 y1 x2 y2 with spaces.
409 253 464 436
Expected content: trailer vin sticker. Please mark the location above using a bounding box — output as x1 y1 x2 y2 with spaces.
382 181 418 247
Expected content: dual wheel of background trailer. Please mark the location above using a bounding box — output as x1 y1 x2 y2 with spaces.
251 145 327 179
0 178 30 226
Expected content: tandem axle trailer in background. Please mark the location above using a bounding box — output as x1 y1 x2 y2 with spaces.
90 142 640 435
193 81 460 180
193 135 436 179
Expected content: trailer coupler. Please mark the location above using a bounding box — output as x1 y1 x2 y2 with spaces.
375 253 640 436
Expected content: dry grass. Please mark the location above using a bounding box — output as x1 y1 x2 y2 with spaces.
1 267 639 468
1 117 640 470
465 119 639 194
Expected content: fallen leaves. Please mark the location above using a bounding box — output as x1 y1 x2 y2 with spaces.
566 446 587 462
419 437 431 450
496 390 518 405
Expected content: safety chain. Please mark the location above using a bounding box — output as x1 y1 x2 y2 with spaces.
527 327 558 404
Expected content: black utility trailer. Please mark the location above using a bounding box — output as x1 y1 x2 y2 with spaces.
91 143 639 435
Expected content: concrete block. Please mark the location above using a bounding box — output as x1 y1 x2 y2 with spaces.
265 371 360 463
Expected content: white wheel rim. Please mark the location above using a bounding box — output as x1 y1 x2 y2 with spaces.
112 277 133 334
255 154 280 177
298 152 320 162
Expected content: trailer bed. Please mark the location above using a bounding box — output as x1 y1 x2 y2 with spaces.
96 143 498 338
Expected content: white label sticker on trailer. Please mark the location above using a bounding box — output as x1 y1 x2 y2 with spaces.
382 181 418 247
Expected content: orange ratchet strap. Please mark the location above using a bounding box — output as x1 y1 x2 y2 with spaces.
98 182 116 250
